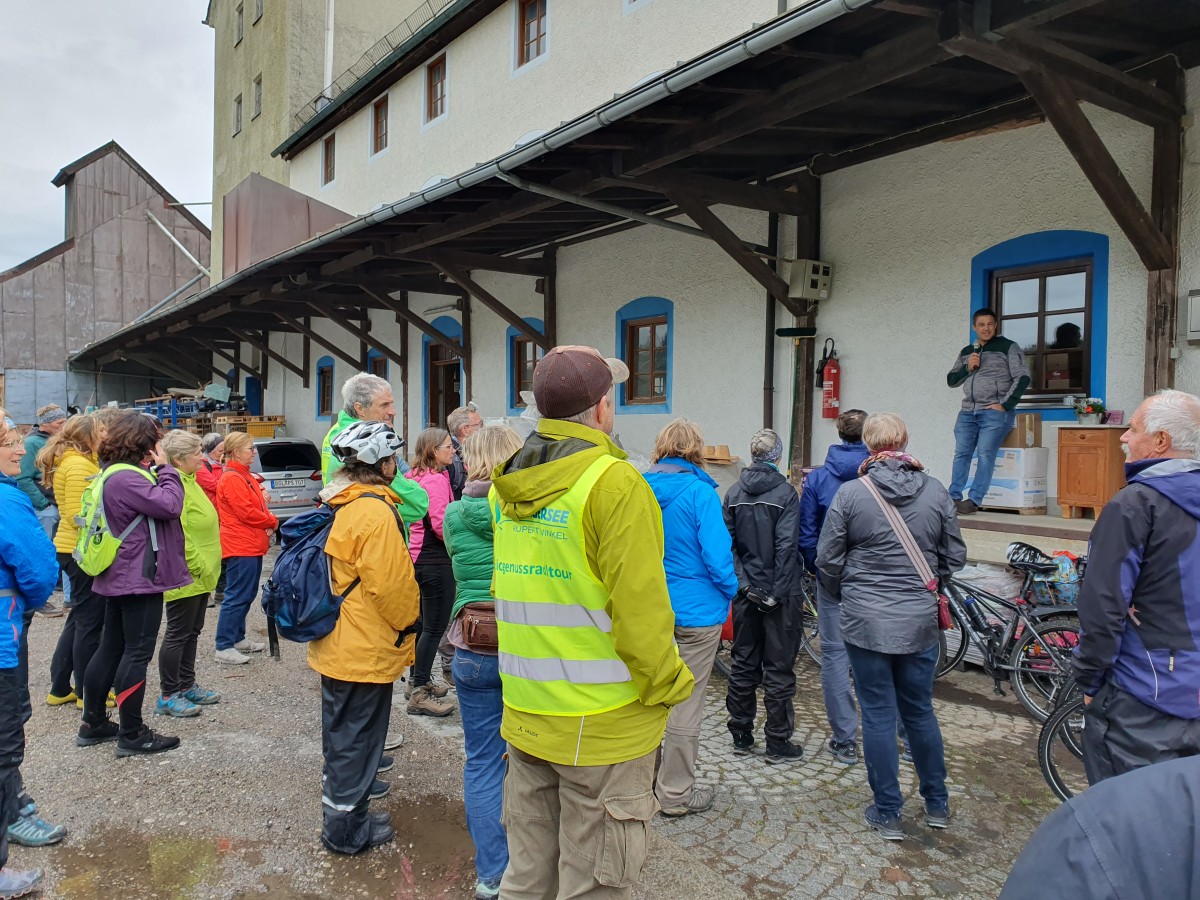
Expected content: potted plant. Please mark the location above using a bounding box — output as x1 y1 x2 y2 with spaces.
1074 397 1106 425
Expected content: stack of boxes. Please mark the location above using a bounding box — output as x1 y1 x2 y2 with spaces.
965 413 1048 511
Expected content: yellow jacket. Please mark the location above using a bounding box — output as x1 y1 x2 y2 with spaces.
53 449 99 555
307 481 420 684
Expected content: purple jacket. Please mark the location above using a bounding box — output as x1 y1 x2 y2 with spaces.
92 464 191 598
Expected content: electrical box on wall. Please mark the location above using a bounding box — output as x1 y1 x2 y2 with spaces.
789 259 834 301
1188 290 1200 343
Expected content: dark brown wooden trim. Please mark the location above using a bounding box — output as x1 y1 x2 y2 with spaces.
542 246 557 347
358 286 461 353
196 338 267 384
301 320 311 390
230 329 306 379
460 294 472 401
788 172 820 481
273 313 361 368
307 303 406 371
612 171 807 217
390 249 549 277
432 262 550 349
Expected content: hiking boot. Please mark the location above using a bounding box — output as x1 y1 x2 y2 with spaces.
404 681 449 700
369 811 392 827
182 685 221 705
475 877 502 900
954 499 978 516
376 755 394 774
864 804 904 841
925 803 951 829
383 731 405 751
114 728 180 758
659 785 715 818
765 741 805 765
35 602 64 618
155 693 201 718
407 685 455 717
6 803 66 847
0 866 44 899
215 647 249 665
369 779 390 801
234 639 265 654
731 731 755 755
46 690 76 707
76 719 119 747
321 821 394 855
828 739 858 766
901 747 914 764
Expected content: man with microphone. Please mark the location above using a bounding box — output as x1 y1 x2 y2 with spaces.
946 308 1030 516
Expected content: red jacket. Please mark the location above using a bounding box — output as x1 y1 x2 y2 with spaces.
197 457 223 507
216 461 278 558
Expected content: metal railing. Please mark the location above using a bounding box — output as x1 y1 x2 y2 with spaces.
291 0 456 131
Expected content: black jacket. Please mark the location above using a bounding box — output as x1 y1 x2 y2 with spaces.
722 463 801 601
448 436 466 501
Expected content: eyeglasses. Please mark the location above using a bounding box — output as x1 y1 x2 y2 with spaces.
438 442 454 450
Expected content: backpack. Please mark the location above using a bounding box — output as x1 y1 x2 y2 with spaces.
261 492 416 643
73 464 158 577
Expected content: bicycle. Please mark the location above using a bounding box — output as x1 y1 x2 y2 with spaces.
939 543 1083 722
711 572 820 681
1038 686 1089 802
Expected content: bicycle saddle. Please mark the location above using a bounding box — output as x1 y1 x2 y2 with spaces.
1006 541 1060 575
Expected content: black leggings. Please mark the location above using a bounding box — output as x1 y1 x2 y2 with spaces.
49 555 105 699
158 594 209 696
412 565 455 688
83 594 164 740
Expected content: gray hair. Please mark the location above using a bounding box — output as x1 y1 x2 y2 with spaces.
341 373 391 416
446 403 479 437
1144 390 1200 458
863 412 909 453
161 429 202 465
201 432 224 455
750 428 783 463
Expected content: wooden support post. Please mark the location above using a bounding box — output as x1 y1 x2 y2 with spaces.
543 246 558 347
274 313 361 369
358 286 461 354
231 329 306 379
196 339 266 384
301 321 311 390
461 294 472 402
396 293 410 451
432 262 550 350
788 173 821 483
305 303 406 370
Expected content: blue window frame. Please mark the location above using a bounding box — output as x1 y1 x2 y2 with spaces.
315 355 334 420
616 297 673 415
506 317 545 415
421 316 463 428
367 348 388 381
970 231 1108 421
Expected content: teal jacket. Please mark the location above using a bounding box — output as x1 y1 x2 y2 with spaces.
320 409 429 528
443 482 495 621
17 430 52 511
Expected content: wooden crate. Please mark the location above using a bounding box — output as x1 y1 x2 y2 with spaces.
247 422 280 438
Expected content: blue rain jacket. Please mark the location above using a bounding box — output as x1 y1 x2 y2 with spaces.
798 441 870 573
0 474 58 669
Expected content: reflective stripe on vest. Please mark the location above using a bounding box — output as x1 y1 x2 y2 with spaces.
490 454 639 717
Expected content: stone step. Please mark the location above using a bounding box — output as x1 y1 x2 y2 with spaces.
959 509 1092 566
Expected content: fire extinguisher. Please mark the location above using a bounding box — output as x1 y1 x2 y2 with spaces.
816 338 840 419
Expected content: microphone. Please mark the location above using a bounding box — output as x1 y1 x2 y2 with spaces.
973 341 982 353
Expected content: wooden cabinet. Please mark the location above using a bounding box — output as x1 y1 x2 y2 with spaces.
1057 426 1126 518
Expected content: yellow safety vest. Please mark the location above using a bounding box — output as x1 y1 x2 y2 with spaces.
489 455 640 717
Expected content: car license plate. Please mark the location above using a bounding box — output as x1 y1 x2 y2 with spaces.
272 478 307 489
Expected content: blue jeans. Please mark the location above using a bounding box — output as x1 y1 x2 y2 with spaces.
817 584 858 747
452 647 508 884
844 641 948 818
215 556 263 651
949 408 1013 505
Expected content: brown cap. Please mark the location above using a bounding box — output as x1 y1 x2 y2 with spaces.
533 345 629 419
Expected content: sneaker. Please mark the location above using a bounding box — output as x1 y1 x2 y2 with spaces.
383 731 405 751
901 748 914 764
828 740 858 766
369 811 392 827
765 741 805 765
369 779 390 800
377 755 394 774
925 803 951 829
155 693 201 718
954 499 979 516
6 803 66 847
659 785 716 818
234 639 265 654
114 728 181 758
731 731 755 755
76 719 120 747
406 686 455 717
35 602 65 618
215 647 249 665
46 690 76 707
864 804 904 841
475 877 502 900
0 866 44 898
182 685 221 705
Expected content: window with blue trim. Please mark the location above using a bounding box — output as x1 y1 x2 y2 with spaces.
616 297 673 414
367 349 388 381
506 318 545 415
315 356 334 419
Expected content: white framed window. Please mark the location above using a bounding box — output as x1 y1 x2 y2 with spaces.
232 94 242 136
252 74 262 119
235 3 244 44
254 0 264 23
321 133 336 186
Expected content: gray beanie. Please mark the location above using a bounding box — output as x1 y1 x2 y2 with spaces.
36 406 67 427
750 428 783 463
201 432 224 454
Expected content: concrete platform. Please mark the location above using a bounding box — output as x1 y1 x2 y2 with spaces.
959 508 1092 564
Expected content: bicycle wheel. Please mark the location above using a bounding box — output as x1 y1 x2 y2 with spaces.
1009 615 1081 722
935 605 969 679
798 596 821 667
1038 693 1088 802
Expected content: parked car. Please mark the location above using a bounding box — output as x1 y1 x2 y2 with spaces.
250 438 323 522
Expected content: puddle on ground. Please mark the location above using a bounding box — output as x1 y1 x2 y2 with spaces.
44 794 475 899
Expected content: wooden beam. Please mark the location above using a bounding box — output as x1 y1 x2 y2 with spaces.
543 246 557 348
358 286 461 354
319 243 381 277
991 0 1106 34
230 329 306 379
668 190 804 317
875 0 941 18
306 303 406 371
1145 61 1184 394
432 262 550 350
273 313 361 368
198 302 236 323
460 294 472 402
127 352 204 387
1020 71 1172 270
390 249 549 277
301 321 311 390
788 172 820 481
196 339 266 384
616 171 808 217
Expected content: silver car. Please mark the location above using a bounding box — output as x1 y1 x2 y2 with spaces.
251 438 323 522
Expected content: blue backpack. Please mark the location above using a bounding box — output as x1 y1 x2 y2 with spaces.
261 492 404 643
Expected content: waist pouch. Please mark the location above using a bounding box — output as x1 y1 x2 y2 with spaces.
462 601 498 651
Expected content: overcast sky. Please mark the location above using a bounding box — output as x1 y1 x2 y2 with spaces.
0 1 214 272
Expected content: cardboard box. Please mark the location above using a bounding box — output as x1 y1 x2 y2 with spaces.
966 448 1049 509
1002 413 1043 449
1045 352 1073 390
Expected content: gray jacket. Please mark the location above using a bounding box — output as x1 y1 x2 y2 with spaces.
816 458 966 655
946 335 1030 412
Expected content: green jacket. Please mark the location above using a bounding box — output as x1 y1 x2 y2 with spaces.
490 418 693 766
320 410 429 528
165 471 222 602
17 430 51 511
444 487 494 621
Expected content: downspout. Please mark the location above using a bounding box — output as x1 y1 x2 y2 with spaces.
321 0 336 105
764 210 779 429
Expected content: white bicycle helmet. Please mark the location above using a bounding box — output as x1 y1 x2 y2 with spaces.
331 421 404 465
